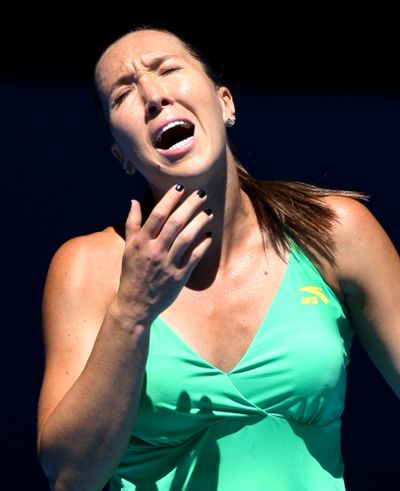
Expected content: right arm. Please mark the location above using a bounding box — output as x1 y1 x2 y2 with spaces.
37 185 213 491
38 243 151 491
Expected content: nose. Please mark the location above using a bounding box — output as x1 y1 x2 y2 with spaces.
139 77 172 119
146 97 171 118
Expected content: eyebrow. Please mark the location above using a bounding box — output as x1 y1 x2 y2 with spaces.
109 55 177 94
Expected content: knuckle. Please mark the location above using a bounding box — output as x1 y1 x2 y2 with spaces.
126 233 144 250
168 216 181 230
146 244 163 264
150 210 166 224
178 232 192 247
172 270 185 282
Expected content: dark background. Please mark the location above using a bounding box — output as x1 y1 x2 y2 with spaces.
3 7 399 490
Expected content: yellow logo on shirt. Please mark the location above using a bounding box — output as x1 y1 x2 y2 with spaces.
299 286 329 305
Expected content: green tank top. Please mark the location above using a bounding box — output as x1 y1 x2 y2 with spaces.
109 241 353 490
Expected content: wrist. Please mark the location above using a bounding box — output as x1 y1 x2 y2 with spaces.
108 294 153 331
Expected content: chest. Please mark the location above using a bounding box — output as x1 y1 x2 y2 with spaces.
159 253 289 372
140 259 353 435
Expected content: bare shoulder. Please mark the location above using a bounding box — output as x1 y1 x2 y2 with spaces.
47 226 123 287
323 194 380 238
321 195 399 284
43 225 125 339
42 224 125 343
38 226 125 438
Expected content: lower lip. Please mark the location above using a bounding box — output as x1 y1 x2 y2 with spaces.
156 130 197 160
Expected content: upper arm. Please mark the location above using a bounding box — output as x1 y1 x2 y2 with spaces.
327 196 400 396
37 234 118 445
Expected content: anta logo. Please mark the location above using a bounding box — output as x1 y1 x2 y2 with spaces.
299 286 329 305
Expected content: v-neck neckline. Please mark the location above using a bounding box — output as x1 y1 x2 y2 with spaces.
155 244 295 375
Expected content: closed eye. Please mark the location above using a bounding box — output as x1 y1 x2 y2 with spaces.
160 66 181 76
111 88 133 107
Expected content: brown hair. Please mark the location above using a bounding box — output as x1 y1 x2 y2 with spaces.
235 162 367 266
95 25 368 266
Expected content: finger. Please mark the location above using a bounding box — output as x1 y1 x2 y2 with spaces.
141 184 185 239
125 200 142 242
180 232 213 274
168 208 213 266
158 189 208 250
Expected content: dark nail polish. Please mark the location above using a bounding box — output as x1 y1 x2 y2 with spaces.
197 189 206 198
175 184 184 192
204 208 213 216
206 231 213 237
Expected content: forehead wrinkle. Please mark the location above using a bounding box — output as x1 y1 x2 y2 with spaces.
95 32 195 96
106 55 177 96
140 53 176 67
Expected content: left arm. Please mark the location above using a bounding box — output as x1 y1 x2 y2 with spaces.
327 196 400 397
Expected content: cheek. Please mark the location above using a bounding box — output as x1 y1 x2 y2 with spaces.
175 75 221 110
110 112 142 152
186 80 226 130
175 78 226 146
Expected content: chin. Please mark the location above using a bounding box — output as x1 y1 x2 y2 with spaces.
174 153 224 180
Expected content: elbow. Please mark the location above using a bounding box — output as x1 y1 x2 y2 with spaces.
37 449 62 491
37 442 107 491
41 472 99 491
48 478 64 491
37 435 57 490
37 427 112 491
37 461 95 491
36 436 80 491
46 478 83 491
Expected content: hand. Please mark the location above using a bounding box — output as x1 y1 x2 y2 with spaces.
115 185 213 324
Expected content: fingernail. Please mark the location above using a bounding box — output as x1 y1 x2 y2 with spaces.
175 184 184 192
204 208 213 216
197 189 206 198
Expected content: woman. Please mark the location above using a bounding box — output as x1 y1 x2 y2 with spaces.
37 27 400 490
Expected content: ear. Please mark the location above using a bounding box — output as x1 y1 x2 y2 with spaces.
111 143 136 175
217 86 236 125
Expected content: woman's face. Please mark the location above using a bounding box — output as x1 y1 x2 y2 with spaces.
95 30 235 190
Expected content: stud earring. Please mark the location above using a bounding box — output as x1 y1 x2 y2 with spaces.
226 116 236 128
122 164 135 176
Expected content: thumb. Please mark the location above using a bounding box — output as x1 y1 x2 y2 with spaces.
126 199 142 239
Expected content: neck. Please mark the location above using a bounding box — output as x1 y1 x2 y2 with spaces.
146 150 261 290
185 154 260 290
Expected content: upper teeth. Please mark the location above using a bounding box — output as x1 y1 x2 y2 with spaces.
157 120 190 139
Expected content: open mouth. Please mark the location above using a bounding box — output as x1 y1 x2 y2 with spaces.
155 120 195 151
